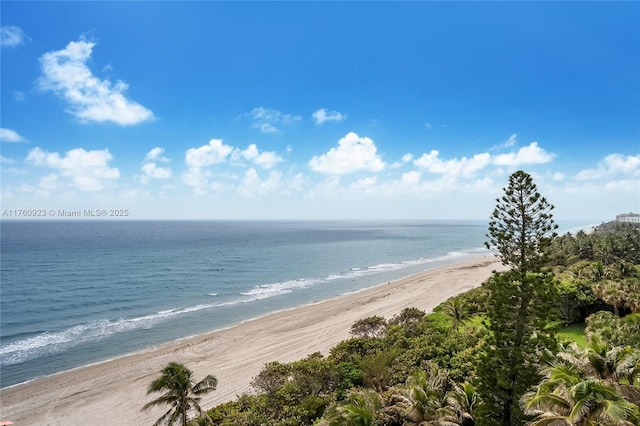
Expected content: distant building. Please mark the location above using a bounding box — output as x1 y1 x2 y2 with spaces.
616 213 640 224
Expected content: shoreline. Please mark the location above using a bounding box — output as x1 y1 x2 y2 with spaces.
0 255 506 425
0 252 484 391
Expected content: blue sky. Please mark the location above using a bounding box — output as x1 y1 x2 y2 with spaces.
1 2 638 221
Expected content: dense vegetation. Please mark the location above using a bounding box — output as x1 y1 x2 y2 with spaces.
145 171 640 426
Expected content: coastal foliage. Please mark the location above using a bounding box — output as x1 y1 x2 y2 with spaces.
317 389 382 426
143 362 217 426
523 342 640 425
548 222 640 325
440 296 468 332
174 171 640 426
350 315 388 339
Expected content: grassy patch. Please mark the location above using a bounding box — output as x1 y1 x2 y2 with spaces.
467 315 486 327
557 323 587 348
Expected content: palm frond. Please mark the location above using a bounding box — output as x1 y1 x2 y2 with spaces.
524 392 571 414
527 415 572 426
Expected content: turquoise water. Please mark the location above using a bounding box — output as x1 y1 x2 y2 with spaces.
0 220 589 387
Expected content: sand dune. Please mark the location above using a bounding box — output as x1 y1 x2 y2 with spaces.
0 255 505 426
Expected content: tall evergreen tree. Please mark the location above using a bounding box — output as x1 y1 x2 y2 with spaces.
485 170 557 275
476 170 558 426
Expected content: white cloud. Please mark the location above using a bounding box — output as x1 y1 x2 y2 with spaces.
14 91 26 102
182 138 286 193
26 147 120 191
232 144 283 169
603 153 640 175
139 147 172 184
249 107 301 133
181 167 212 195
309 132 386 175
141 163 172 180
183 139 234 193
390 152 415 169
552 172 566 181
1 155 16 164
312 108 346 125
238 168 283 196
405 140 553 191
1 167 29 175
414 150 492 178
241 168 261 190
38 39 154 126
145 147 169 162
349 176 378 194
17 183 51 197
287 173 307 192
411 138 552 181
401 171 422 187
556 155 640 213
574 154 640 181
258 123 279 134
424 123 433 129
503 134 517 147
573 168 600 182
185 139 233 168
311 175 342 198
491 133 518 151
252 107 300 124
493 142 554 166
0 128 26 143
39 174 59 191
414 150 441 170
0 26 29 48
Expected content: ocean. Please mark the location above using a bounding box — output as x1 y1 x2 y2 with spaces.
0 220 590 388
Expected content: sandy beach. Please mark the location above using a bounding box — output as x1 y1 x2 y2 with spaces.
0 255 505 425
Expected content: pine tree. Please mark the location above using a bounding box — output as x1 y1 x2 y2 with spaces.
485 170 557 274
476 170 558 426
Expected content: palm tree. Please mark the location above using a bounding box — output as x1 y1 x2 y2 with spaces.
523 343 640 425
619 314 640 349
562 340 638 388
523 367 638 425
622 278 640 314
318 389 382 426
576 340 640 403
442 297 467 333
593 280 627 316
589 261 606 282
604 261 635 281
392 362 456 424
446 382 478 426
142 362 218 426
